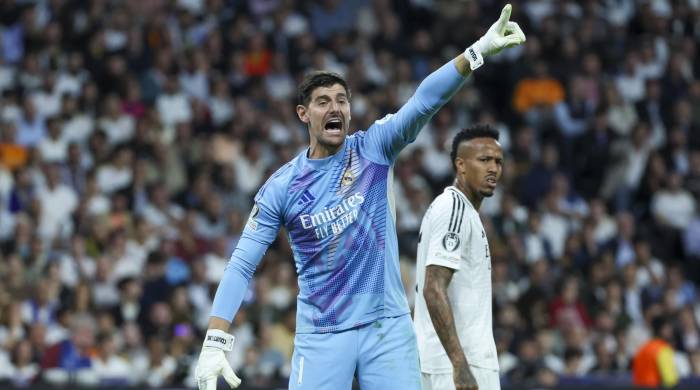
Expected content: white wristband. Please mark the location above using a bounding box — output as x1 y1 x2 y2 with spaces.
464 44 484 71
203 329 235 352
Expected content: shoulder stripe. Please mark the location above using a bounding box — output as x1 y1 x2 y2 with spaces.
448 191 466 233
456 197 465 233
449 192 457 231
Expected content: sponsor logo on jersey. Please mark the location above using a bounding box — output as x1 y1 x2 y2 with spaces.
299 192 365 239
297 189 316 205
442 232 460 252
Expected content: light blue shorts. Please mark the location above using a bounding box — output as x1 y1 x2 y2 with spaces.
288 314 421 389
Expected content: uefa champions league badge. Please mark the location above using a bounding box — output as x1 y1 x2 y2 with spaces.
442 232 460 252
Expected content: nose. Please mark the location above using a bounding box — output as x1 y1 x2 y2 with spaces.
487 162 499 175
329 100 340 112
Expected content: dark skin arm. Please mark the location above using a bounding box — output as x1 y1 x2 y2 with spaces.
424 265 478 390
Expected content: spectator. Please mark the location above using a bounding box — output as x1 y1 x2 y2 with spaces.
21 280 59 326
574 107 615 199
98 94 135 146
605 82 638 137
676 306 700 353
539 189 571 260
15 97 46 147
651 172 696 230
0 1 698 388
110 277 143 327
615 50 646 103
37 163 78 241
37 117 68 163
40 314 98 386
562 347 586 377
512 59 565 123
603 122 656 208
5 340 39 386
522 212 551 263
144 336 177 387
666 264 697 308
96 146 133 194
92 333 132 385
60 96 94 145
553 75 595 139
549 276 592 331
156 75 192 132
635 79 667 139
507 338 543 385
517 142 560 208
632 316 680 388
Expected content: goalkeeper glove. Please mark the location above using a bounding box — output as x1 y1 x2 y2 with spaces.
464 3 527 71
195 329 242 390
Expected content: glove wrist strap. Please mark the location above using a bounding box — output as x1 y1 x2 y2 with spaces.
203 329 235 352
464 41 484 71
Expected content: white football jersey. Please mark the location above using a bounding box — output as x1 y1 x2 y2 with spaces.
414 186 498 373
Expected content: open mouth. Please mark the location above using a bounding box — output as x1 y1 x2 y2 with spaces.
486 177 497 185
324 118 343 133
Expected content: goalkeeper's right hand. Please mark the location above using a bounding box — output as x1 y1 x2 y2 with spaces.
195 329 242 390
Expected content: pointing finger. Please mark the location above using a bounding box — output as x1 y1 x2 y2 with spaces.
497 4 512 32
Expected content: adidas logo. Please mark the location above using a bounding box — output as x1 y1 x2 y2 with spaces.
297 190 316 205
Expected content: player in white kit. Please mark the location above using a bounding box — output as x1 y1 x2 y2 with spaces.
414 125 503 390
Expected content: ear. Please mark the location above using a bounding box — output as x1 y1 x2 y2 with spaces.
455 157 466 175
296 104 309 124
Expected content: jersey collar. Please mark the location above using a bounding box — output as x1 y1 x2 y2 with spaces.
302 138 347 171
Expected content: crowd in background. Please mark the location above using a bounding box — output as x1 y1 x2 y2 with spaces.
1 0 700 388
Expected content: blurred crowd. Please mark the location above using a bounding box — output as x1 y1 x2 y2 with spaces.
0 0 700 388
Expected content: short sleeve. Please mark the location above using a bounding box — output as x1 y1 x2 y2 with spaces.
425 192 469 270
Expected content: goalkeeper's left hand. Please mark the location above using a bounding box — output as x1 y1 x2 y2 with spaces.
464 4 526 70
195 329 242 390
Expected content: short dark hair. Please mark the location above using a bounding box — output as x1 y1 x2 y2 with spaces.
450 124 500 170
297 71 350 106
651 315 670 338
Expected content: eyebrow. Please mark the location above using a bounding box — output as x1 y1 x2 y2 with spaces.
314 92 348 101
478 155 504 159
474 150 504 159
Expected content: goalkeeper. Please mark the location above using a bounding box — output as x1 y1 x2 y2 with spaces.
195 4 525 389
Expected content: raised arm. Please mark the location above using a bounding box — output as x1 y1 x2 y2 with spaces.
363 4 526 164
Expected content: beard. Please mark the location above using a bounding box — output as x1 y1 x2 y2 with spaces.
479 189 496 197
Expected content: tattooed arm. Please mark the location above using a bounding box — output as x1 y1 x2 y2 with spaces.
424 264 478 390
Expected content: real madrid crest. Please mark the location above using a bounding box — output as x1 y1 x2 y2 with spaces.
442 232 460 252
341 169 355 187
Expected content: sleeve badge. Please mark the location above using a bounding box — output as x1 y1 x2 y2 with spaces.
442 232 460 252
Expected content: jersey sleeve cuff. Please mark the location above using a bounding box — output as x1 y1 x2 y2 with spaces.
426 253 461 270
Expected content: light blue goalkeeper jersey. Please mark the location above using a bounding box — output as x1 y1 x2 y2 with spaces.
211 61 466 333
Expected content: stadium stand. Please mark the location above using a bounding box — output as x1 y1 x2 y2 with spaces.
0 0 699 388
